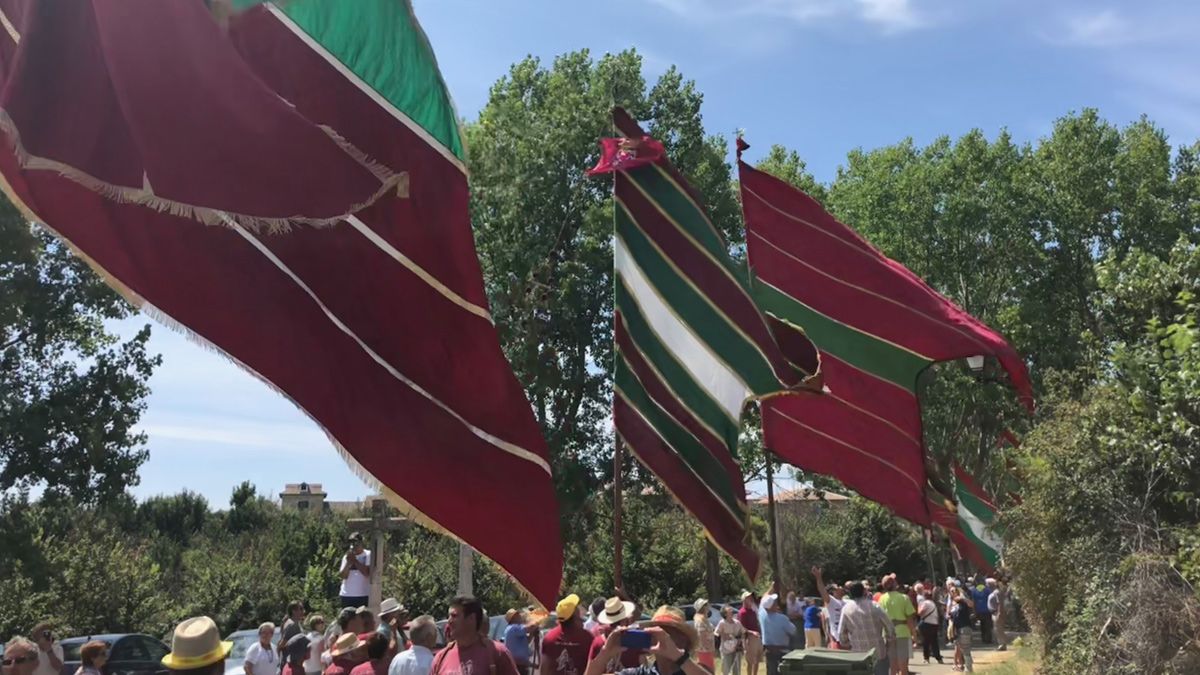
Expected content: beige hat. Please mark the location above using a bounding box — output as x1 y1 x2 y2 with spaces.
598 597 636 625
161 617 232 670
379 598 406 617
329 632 363 658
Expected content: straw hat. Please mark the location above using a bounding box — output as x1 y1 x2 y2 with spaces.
693 598 710 614
598 597 636 625
379 598 406 618
639 607 698 651
161 617 232 670
329 632 363 658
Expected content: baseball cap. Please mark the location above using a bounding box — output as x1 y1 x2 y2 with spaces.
556 594 581 621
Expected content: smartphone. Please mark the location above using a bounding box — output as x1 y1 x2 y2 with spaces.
620 629 652 650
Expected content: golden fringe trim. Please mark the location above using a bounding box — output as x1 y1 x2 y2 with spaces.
0 109 408 234
0 154 551 608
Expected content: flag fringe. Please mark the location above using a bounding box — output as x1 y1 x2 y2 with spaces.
0 109 408 234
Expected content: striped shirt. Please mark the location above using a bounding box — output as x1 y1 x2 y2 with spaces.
836 598 894 656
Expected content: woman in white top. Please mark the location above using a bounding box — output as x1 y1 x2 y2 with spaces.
304 615 328 675
715 606 744 675
74 641 107 675
693 599 716 671
245 623 278 675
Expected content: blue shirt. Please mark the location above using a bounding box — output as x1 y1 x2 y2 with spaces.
803 606 822 629
504 623 530 662
760 610 797 647
971 587 992 616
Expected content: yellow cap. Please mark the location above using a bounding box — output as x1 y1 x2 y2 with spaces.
556 593 581 621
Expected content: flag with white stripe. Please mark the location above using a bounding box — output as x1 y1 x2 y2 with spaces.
592 109 820 577
0 0 562 605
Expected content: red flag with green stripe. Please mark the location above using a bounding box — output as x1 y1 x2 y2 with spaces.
739 146 1032 528
0 0 561 606
593 111 820 579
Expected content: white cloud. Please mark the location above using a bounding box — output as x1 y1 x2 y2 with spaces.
1045 7 1197 47
645 0 927 33
138 412 330 455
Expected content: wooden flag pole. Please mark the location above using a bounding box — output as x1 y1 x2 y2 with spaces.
765 454 783 588
613 438 625 590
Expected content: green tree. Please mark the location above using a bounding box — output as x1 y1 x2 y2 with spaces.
465 49 746 532
1 202 160 504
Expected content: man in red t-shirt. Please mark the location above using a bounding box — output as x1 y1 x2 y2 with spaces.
431 596 520 675
587 597 645 671
737 592 762 675
540 594 592 675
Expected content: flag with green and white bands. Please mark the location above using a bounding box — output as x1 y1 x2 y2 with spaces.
954 464 1004 570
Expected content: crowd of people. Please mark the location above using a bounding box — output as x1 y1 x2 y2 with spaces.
1 534 1011 675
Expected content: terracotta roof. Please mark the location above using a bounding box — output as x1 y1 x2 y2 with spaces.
751 488 849 505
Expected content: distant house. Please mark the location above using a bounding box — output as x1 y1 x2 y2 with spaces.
751 487 850 514
280 482 327 511
279 482 385 514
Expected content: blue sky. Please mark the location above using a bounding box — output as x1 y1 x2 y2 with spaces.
122 0 1200 506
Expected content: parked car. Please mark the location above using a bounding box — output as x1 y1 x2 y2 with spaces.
59 634 169 675
224 630 280 675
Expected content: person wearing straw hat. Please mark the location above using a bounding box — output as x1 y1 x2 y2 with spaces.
735 593 761 675
587 597 643 672
691 600 715 672
540 594 591 675
584 606 704 675
324 633 367 675
161 616 233 675
378 599 408 652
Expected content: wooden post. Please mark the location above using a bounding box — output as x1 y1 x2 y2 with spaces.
705 540 721 601
613 439 625 590
347 500 407 614
765 455 783 588
457 542 474 597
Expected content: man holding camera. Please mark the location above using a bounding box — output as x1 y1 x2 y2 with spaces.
339 534 372 608
30 624 62 675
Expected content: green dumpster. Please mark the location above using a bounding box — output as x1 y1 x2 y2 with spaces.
778 648 876 673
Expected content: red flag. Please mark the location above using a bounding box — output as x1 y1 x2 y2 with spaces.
739 151 1032 528
0 0 562 605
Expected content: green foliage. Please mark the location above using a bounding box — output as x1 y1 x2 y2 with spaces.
1 201 160 503
1005 240 1200 673
775 497 927 594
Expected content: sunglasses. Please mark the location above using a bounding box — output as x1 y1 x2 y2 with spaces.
3 656 36 666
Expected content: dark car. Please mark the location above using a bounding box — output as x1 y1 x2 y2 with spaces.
59 634 169 675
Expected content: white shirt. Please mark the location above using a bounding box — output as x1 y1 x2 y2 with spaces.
389 646 434 675
34 644 63 675
304 632 326 674
917 598 939 625
340 550 372 597
245 642 278 675
824 597 844 638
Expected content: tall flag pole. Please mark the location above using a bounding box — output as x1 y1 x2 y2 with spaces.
0 0 562 606
738 139 1033 530
589 110 821 580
